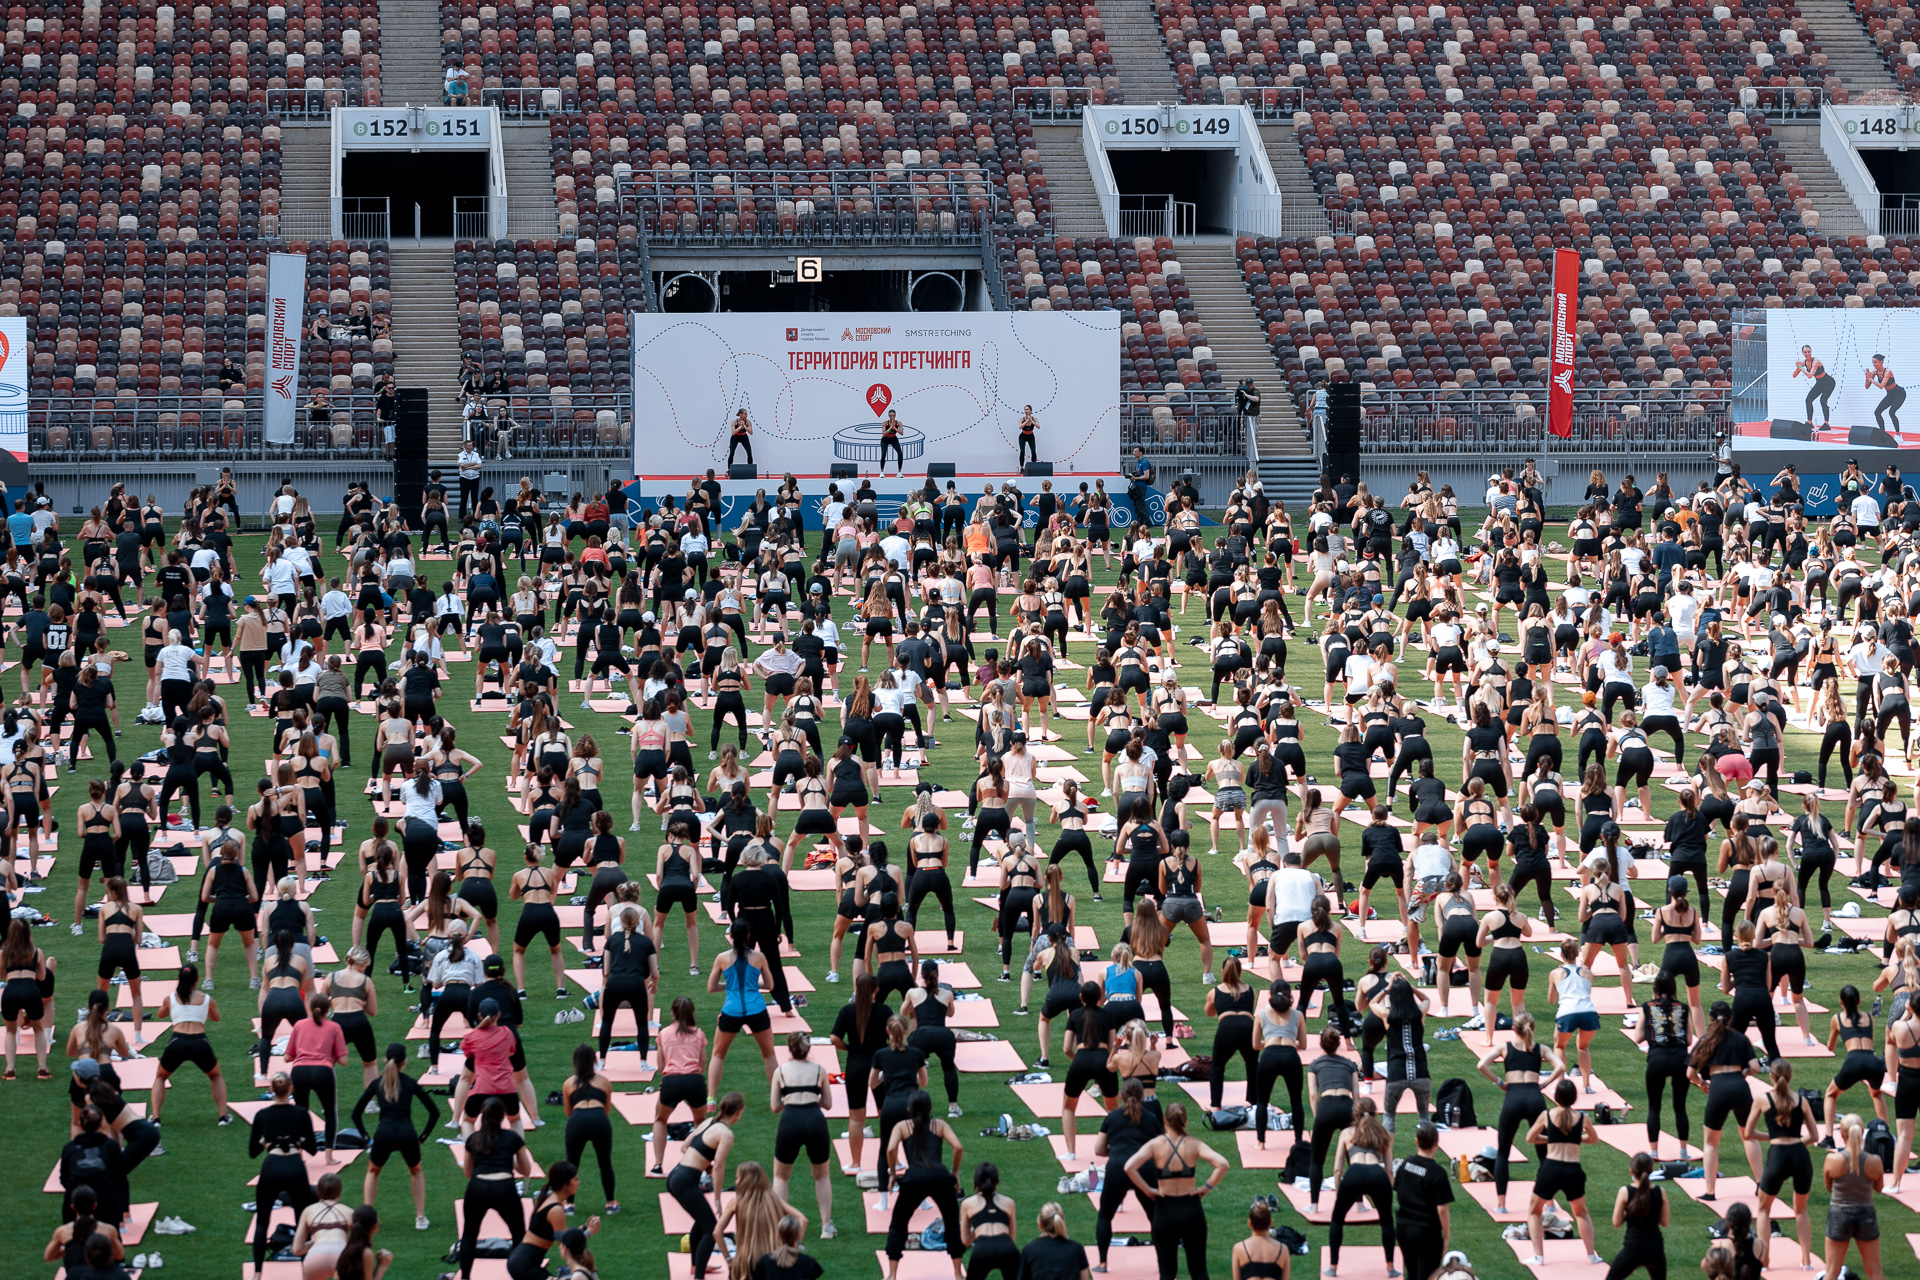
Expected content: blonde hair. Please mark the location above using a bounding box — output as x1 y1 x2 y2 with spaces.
729 1162 784 1279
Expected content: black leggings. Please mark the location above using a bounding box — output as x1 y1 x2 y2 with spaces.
459 1177 526 1279
1819 723 1852 790
114 819 153 894
737 905 792 1014
1050 829 1100 897
968 1234 1021 1280
156 769 200 829
565 1105 617 1202
598 976 649 1059
710 692 749 750
1328 1162 1396 1269
402 819 439 902
1135 958 1174 1036
1151 1192 1211 1280
1509 859 1557 924
911 1025 961 1105
1606 1236 1668 1280
363 904 413 982
291 1063 338 1151
1797 851 1836 911
908 867 957 940
71 716 117 764
1646 1047 1691 1146
1308 1094 1354 1206
254 1155 316 1270
428 982 473 1059
1731 989 1781 1062
1670 860 1711 918
1097 1156 1156 1263
1252 1044 1304 1142
668 1164 718 1278
1299 953 1353 1036
887 1168 961 1261
997 886 1036 966
1208 1017 1258 1109
1495 1083 1547 1197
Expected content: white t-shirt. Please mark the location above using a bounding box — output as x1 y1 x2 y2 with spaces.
1269 868 1319 922
1411 839 1452 881
879 535 911 570
262 558 298 595
1852 493 1882 527
1669 594 1698 635
1343 653 1376 693
1641 678 1676 716
1850 641 1888 677
157 643 198 681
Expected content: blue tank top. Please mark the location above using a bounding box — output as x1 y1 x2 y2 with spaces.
1106 964 1139 999
721 953 767 1018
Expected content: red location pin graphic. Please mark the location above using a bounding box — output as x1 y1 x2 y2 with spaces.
866 383 892 416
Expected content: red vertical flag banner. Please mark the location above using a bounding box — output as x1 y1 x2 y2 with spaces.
1548 247 1578 438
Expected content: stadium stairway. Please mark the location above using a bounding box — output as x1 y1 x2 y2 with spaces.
1259 124 1331 237
1796 0 1899 92
1174 241 1308 458
386 245 468 462
1772 123 1875 237
503 123 561 238
276 125 335 242
1098 0 1183 104
377 0 448 103
1257 455 1321 505
1032 126 1110 236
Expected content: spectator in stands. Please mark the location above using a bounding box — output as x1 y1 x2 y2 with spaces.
371 312 391 342
481 367 506 398
347 304 372 340
309 313 334 346
459 357 482 399
492 405 520 461
444 64 469 106
219 359 246 393
463 398 490 450
306 390 332 436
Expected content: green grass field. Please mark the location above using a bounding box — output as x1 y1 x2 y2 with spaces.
10 519 1910 1280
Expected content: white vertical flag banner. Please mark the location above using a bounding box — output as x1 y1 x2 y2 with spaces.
0 316 28 478
264 252 306 446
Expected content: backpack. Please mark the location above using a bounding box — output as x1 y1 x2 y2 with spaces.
1433 1077 1477 1129
1864 1118 1896 1169
1206 1105 1250 1131
144 849 179 884
1283 1140 1312 1181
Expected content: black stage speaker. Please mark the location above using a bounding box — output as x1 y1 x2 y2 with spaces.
395 388 429 462
1322 382 1360 486
926 462 956 479
831 463 858 480
729 463 758 480
1851 425 1898 448
394 459 428 525
1023 461 1054 478
1768 418 1813 441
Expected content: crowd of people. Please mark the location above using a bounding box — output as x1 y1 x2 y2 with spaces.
9 454 1918 1280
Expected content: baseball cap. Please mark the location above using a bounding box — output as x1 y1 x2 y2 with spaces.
684 589 697 600
71 1058 101 1080
1667 875 1689 898
1651 665 1668 678
484 953 505 974
642 611 655 623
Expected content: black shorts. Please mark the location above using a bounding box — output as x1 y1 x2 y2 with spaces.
655 882 698 915
1063 1049 1119 1102
1535 1157 1586 1203
464 1091 521 1120
659 1071 708 1117
717 1008 772 1034
1759 1143 1814 1197
1438 918 1481 959
159 1030 218 1075
773 1104 832 1165
795 809 838 836
1339 772 1376 801
765 673 795 697
1897 1067 1920 1121
1705 1073 1754 1131
1833 1049 1885 1093
514 902 561 949
1484 947 1527 992
334 1010 378 1064
369 1126 423 1171
1 978 43 1024
207 900 254 935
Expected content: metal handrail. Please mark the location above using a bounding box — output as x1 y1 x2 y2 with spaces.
266 86 360 119
342 196 391 242
1122 389 1248 457
1346 387 1726 454
1010 85 1101 120
617 166 1001 245
482 85 554 118
454 196 491 240
1225 84 1308 121
1740 83 1825 122
31 392 388 461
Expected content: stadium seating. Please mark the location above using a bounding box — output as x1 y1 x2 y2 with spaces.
1154 0 1837 109
439 0 1114 114
19 239 392 458
1855 0 1920 93
552 107 1047 242
996 234 1223 394
0 1 379 118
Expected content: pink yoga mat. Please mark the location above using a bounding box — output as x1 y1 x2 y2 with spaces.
862 1191 941 1234
1235 1128 1307 1167
948 998 1000 1028
1501 1237 1609 1278
1279 1177 1377 1223
833 1136 879 1173
1592 1124 1694 1161
1085 1188 1151 1231
246 1149 363 1185
1009 1082 1070 1117
453 1197 535 1238
444 1139 545 1176
952 1040 1029 1072
1669 1174 1761 1214
1317 1245 1400 1278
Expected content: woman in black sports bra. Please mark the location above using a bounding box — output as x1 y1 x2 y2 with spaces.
1121 1102 1227 1280
1824 983 1886 1130
905 960 962 1118
510 844 565 999
958 1162 1018 1280
665 1093 743 1280
865 892 918 1003
906 812 957 946
561 1044 620 1217
1523 1077 1603 1266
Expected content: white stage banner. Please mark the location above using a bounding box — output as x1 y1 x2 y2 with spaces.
264 252 306 446
629 312 1122 477
0 316 27 485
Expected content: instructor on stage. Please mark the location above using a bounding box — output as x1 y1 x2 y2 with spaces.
728 409 755 468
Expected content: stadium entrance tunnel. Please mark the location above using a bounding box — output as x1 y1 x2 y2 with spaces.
1105 148 1238 237
1862 148 1920 221
344 149 489 238
659 269 982 312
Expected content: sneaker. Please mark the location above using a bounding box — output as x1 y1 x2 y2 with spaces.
146 1253 164 1270
133 1255 148 1269
708 751 717 760
820 1222 837 1240
70 923 82 936
184 947 198 964
1202 970 1215 984
1461 1014 1486 1031
826 970 841 983
949 1103 963 1118
200 980 215 993
416 1215 431 1231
